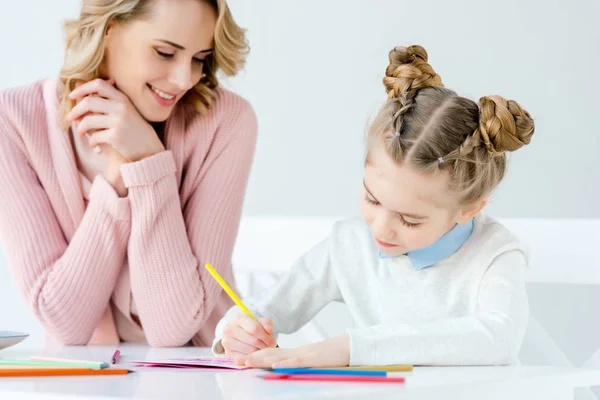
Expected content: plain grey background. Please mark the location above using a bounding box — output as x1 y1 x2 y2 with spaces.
0 0 598 218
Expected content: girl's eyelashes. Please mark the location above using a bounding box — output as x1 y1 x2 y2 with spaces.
364 194 421 228
364 194 379 205
399 217 420 228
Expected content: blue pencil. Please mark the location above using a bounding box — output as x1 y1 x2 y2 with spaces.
269 368 387 377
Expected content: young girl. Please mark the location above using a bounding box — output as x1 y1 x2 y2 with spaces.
213 45 535 367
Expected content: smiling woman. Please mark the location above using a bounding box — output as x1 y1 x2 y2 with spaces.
0 0 257 347
59 0 246 126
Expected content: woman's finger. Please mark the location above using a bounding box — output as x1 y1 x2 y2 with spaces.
87 129 116 149
69 78 123 101
76 114 113 138
94 143 110 154
68 95 117 122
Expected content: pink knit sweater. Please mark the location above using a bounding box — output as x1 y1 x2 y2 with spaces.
0 79 257 347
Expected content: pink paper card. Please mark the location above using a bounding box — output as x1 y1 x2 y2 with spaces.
133 357 249 370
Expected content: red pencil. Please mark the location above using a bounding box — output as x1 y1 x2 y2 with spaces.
261 373 405 383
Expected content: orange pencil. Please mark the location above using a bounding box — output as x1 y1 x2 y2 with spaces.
0 368 132 377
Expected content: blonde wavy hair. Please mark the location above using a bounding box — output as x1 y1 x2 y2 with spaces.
58 0 248 130
368 45 535 206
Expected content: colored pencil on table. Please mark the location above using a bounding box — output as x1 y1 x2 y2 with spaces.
0 365 85 370
30 356 107 368
262 373 405 383
270 368 387 376
0 368 131 377
111 350 121 365
1 359 108 370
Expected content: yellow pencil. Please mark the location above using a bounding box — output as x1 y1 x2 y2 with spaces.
204 263 278 347
205 263 257 319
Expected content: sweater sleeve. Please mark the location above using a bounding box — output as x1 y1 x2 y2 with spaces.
347 250 529 366
0 115 131 345
212 234 343 354
119 100 257 347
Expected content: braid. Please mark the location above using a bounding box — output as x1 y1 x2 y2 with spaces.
477 95 534 154
382 45 443 136
444 94 536 163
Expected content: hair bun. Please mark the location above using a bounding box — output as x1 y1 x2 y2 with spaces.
383 45 443 99
478 95 535 154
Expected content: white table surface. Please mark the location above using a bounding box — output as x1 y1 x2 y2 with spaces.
1 344 600 400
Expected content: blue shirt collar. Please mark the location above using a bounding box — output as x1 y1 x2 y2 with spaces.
379 218 475 270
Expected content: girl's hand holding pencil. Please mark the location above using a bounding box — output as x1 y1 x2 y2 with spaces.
203 263 278 364
221 314 277 364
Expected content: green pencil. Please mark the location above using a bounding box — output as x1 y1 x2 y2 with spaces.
0 359 109 370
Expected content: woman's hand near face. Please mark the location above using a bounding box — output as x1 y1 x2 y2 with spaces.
68 79 166 163
68 79 166 196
